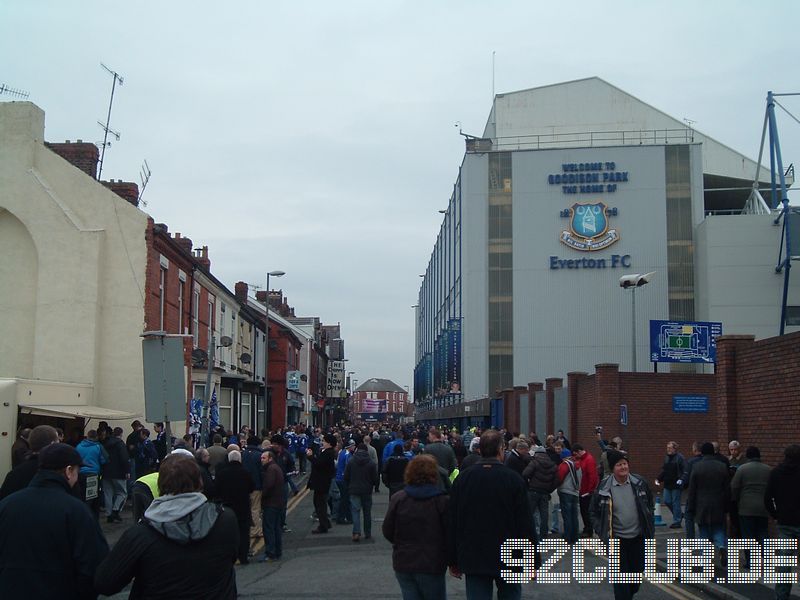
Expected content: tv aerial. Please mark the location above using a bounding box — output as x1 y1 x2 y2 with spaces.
97 63 124 180
0 83 29 99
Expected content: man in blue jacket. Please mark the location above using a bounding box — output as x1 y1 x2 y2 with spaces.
76 429 108 518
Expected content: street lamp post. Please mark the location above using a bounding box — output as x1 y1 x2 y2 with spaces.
619 272 656 372
265 270 285 429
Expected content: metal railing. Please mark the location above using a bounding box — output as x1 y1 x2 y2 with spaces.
470 128 696 152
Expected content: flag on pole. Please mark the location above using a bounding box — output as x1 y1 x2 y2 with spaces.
210 386 219 429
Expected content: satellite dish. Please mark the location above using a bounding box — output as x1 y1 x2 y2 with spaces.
240 352 252 364
219 336 233 348
191 348 208 367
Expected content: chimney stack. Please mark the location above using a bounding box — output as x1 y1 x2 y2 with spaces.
102 179 140 207
235 281 249 304
173 232 194 255
194 246 211 270
45 140 100 179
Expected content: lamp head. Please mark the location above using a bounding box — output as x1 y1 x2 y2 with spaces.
619 271 656 288
267 270 285 278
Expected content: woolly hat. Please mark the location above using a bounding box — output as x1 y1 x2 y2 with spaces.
606 449 628 470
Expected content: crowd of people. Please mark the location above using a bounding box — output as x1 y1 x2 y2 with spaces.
0 420 798 600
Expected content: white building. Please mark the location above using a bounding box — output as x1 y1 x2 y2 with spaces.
414 77 798 416
0 102 146 473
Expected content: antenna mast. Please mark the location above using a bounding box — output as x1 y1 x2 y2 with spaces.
0 83 30 100
98 63 123 180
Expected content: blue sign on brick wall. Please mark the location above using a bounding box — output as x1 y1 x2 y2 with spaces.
672 395 709 413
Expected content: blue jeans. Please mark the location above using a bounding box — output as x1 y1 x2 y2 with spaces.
395 571 446 600
775 524 800 600
684 510 695 538
558 492 579 545
528 490 549 541
697 523 726 549
550 490 561 533
464 574 521 600
663 487 682 524
103 478 127 514
350 493 372 537
262 506 282 559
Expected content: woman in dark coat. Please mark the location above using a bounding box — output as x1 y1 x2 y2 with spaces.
383 455 449 600
94 454 239 599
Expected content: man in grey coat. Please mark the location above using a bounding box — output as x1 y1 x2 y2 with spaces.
730 446 771 543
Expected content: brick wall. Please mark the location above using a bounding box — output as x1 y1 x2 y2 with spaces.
719 332 800 467
528 331 800 481
45 141 99 178
571 364 717 483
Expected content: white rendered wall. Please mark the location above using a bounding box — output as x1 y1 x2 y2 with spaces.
0 102 149 420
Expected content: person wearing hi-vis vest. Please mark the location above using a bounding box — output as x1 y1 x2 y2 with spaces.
131 448 195 521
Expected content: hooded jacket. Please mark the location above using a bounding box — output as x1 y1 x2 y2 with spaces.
522 448 557 493
589 472 654 543
94 493 238 599
77 438 108 475
383 484 449 574
344 449 378 495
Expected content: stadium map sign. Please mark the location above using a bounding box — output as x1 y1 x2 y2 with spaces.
649 320 722 364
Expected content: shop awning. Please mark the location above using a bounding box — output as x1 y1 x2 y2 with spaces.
18 402 137 420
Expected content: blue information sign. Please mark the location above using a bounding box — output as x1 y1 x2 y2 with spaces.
649 320 722 364
672 395 709 413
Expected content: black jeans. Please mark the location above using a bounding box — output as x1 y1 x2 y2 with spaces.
580 494 593 535
237 518 250 563
313 489 331 531
613 536 644 600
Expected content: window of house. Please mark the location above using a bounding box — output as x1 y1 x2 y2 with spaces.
178 279 185 334
218 387 233 432
240 392 251 431
159 267 167 331
192 289 200 348
207 301 214 349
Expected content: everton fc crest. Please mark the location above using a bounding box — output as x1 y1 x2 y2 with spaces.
560 202 620 252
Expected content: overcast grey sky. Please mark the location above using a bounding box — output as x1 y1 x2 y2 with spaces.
3 1 798 393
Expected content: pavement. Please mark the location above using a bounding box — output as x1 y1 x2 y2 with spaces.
96 484 798 599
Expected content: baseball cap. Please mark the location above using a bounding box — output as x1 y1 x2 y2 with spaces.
38 443 83 470
346 439 356 448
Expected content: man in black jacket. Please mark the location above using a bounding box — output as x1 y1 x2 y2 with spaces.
307 434 337 534
102 427 130 523
764 444 800 600
522 444 557 542
344 443 379 541
655 441 687 529
215 450 255 564
447 430 533 598
687 442 729 570
0 443 109 599
0 424 59 501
